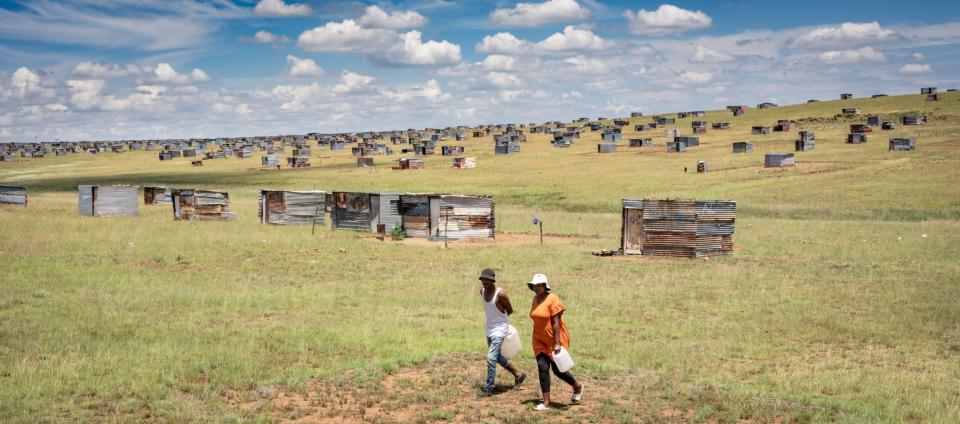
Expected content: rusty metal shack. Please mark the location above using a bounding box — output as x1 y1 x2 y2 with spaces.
144 186 172 205
259 190 326 225
171 189 236 220
621 199 736 258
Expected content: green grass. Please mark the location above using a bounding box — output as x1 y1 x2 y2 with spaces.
1 92 959 422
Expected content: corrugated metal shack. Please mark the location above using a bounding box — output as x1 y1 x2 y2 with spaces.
795 131 815 151
732 142 753 153
453 157 476 168
675 136 699 147
259 190 326 225
847 133 868 144
78 185 139 217
144 186 172 205
331 192 402 233
0 185 27 206
666 141 687 152
435 195 495 241
765 153 795 168
396 158 424 170
357 157 374 167
889 138 917 151
751 126 770 135
629 138 651 147
620 199 736 258
171 189 236 220
598 143 617 153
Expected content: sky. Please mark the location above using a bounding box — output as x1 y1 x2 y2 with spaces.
1 0 959 142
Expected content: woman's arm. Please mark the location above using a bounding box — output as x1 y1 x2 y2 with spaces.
552 312 562 352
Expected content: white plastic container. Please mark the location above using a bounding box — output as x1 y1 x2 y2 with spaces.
501 325 521 359
553 347 574 373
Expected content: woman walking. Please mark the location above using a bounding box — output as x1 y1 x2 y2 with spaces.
528 273 583 410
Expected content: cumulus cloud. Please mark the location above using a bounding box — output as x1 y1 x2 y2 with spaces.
476 32 530 55
624 5 711 36
912 52 924 61
254 0 312 17
271 82 323 111
66 79 107 110
793 22 898 48
71 62 147 79
489 0 588 27
297 19 396 53
677 71 713 84
483 72 522 88
382 79 448 102
286 55 325 77
535 25 609 53
563 55 608 74
9 67 54 99
818 47 887 63
479 55 517 71
691 45 733 63
152 63 210 85
333 71 376 94
383 31 462 66
358 5 426 29
252 30 290 44
899 63 932 74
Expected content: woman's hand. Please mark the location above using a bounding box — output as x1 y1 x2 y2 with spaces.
553 343 562 353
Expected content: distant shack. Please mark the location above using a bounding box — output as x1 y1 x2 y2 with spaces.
620 199 736 258
171 189 235 220
732 142 753 153
889 138 917 151
144 186 172 205
78 185 139 217
259 190 326 225
765 153 795 168
0 185 27 207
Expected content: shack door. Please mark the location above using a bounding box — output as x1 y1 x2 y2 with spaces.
623 207 643 254
429 196 441 238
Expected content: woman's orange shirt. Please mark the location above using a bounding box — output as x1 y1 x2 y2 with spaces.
529 293 569 358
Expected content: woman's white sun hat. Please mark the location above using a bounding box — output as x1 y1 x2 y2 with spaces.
526 273 552 292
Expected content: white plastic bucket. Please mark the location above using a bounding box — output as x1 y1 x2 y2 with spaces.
501 325 521 359
553 347 574 373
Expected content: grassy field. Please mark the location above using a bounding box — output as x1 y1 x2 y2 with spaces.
1 92 959 423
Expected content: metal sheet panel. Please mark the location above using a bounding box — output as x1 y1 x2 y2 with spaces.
0 185 27 205
377 193 402 232
332 192 372 231
78 185 94 216
94 186 138 217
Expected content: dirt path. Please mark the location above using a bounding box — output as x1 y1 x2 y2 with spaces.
223 353 823 423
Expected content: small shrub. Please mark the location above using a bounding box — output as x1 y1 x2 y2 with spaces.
390 226 406 241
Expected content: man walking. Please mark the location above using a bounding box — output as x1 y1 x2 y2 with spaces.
479 268 526 396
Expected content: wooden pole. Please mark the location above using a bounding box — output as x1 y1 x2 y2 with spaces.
539 221 543 245
311 205 321 235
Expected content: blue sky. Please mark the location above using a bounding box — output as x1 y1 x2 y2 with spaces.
1 0 959 141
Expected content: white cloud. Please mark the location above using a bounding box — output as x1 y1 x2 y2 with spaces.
535 25 609 53
899 63 932 74
333 71 376 94
912 52 924 61
383 79 449 102
9 67 54 99
563 55 608 74
695 85 726 95
677 71 713 84
271 82 323 111
793 22 898 48
254 0 312 17
691 45 733 63
66 79 107 110
489 0 588 27
484 72 522 88
818 47 887 63
152 63 210 85
358 5 426 29
253 30 290 44
235 104 251 115
71 62 147 79
476 32 530 55
624 5 712 36
297 19 396 53
563 90 583 99
286 55 325 77
46 103 68 112
384 31 462 66
480 55 517 71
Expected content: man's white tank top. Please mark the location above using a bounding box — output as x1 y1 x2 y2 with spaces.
482 287 509 338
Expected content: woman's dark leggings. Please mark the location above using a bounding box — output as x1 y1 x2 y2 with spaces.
536 353 578 393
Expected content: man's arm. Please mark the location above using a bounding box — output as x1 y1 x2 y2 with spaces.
497 290 514 315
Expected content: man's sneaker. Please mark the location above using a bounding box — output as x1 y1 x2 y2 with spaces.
478 389 494 397
513 373 527 389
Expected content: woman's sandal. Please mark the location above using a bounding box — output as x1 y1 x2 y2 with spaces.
534 403 549 411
